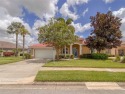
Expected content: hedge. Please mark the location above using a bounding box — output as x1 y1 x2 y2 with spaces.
80 53 108 60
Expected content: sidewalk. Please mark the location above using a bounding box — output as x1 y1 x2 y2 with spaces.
40 67 125 72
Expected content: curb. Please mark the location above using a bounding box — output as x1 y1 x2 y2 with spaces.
33 82 86 86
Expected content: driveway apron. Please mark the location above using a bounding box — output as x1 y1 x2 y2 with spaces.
0 59 44 84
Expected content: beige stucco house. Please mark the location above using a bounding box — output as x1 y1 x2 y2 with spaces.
30 38 125 59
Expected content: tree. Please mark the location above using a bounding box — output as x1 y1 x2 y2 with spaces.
20 26 30 58
7 22 24 56
86 11 122 53
38 18 78 60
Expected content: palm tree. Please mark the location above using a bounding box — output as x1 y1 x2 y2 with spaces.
20 26 30 58
7 22 23 57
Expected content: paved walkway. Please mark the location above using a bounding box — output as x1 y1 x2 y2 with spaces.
40 67 125 72
0 59 44 84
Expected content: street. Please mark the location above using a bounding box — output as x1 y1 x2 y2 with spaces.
0 84 125 94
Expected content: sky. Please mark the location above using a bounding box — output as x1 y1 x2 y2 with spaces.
0 0 125 46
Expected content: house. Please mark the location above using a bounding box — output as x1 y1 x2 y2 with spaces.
0 41 22 51
29 38 125 59
0 41 24 56
30 38 90 59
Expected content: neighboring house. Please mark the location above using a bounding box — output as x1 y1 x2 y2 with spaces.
30 38 125 59
115 42 125 56
0 41 22 52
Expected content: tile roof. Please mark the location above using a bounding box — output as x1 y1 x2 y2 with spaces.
78 38 84 41
29 43 53 48
0 41 22 49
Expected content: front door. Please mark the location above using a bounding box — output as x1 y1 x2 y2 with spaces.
73 48 78 58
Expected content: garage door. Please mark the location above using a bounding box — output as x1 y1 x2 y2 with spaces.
35 48 56 59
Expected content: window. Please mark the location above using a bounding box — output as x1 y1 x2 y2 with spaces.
62 47 69 54
118 49 124 56
106 49 111 54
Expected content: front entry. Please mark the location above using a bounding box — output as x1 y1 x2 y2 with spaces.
73 48 78 58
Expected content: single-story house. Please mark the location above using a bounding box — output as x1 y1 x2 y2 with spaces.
0 41 22 51
29 38 125 59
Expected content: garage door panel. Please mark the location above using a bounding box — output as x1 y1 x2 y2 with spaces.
35 49 56 59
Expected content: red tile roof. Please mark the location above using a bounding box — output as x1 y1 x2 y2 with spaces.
78 38 84 41
29 43 53 48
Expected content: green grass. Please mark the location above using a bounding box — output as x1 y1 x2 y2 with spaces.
0 56 23 65
35 71 125 82
44 59 125 68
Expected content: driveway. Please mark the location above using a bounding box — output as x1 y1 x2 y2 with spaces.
0 59 44 84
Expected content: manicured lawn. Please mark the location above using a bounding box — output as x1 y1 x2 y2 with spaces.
35 70 125 82
43 59 125 68
0 57 23 65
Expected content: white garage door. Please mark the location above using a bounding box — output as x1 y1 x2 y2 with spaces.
35 48 56 59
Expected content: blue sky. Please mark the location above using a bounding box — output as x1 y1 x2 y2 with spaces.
0 0 125 46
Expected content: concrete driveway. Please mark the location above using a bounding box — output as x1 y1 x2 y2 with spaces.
0 59 44 84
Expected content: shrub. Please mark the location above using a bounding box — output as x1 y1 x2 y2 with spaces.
70 54 74 59
3 52 15 57
92 53 108 60
24 53 32 59
65 54 70 59
56 54 65 59
80 54 92 59
108 55 115 57
20 53 23 56
114 55 120 62
120 56 125 63
0 50 3 52
58 54 65 59
56 54 72 59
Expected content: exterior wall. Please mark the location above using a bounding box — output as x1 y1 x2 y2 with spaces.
82 46 91 54
116 44 125 56
110 48 116 55
30 48 35 57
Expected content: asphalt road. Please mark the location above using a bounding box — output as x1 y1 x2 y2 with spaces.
0 84 125 94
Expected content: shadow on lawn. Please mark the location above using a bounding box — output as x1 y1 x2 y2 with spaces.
26 59 46 63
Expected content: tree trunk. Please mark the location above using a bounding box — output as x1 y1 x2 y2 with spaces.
90 48 93 54
97 50 101 53
56 48 60 60
64 45 66 58
15 33 18 57
23 35 25 59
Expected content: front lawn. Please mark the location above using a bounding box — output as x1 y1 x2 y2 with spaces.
44 59 125 68
0 56 23 65
35 71 125 82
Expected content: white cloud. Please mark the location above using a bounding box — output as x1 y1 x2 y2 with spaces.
0 7 37 47
60 3 79 20
113 8 125 18
0 0 59 46
103 0 115 3
72 22 91 33
113 8 125 39
0 0 58 20
67 0 89 6
80 35 84 38
82 8 89 16
60 0 89 20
